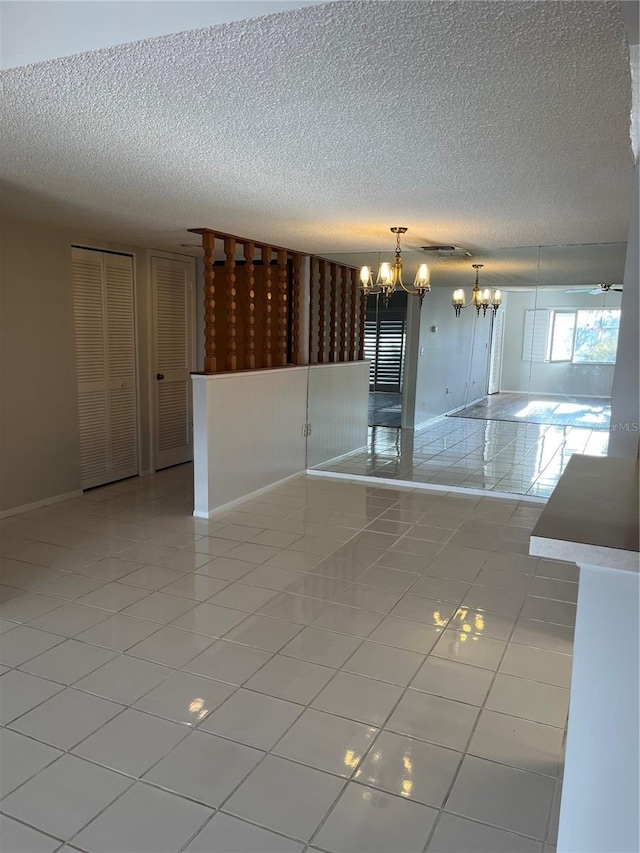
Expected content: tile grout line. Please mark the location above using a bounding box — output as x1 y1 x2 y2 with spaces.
1 473 575 852
421 562 563 852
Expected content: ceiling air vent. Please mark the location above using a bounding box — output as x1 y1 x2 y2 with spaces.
421 246 472 257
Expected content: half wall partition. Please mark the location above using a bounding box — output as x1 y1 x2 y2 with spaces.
188 227 369 516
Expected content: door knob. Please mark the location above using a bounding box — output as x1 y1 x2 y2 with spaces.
156 373 164 380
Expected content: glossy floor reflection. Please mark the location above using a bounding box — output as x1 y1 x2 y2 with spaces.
0 468 571 852
316 417 609 497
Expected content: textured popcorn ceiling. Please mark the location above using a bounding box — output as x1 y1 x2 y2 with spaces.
0 1 327 70
0 0 634 257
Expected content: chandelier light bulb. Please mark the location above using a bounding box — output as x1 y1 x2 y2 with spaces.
377 262 393 287
414 263 430 288
451 264 499 318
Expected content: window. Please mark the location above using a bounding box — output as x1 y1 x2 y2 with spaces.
573 309 620 364
545 308 620 365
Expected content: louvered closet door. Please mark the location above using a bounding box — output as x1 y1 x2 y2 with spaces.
72 248 138 489
152 256 194 470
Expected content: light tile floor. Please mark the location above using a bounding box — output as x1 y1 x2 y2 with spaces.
317 416 609 497
0 467 574 852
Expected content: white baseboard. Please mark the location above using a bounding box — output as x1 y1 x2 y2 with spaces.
411 397 487 432
0 489 83 519
306 469 547 504
311 444 368 469
500 389 612 400
413 414 449 431
193 472 306 518
447 395 486 413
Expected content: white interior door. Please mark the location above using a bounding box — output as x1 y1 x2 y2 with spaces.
72 248 138 489
152 256 195 470
488 300 506 395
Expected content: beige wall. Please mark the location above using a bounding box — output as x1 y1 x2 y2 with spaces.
0 220 81 511
0 218 195 514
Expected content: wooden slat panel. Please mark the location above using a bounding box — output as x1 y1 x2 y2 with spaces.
224 237 237 371
202 231 216 373
275 249 288 366
340 265 348 362
291 253 302 365
328 263 337 363
262 246 273 368
309 257 317 364
244 242 256 370
358 289 366 360
318 259 327 364
349 267 358 360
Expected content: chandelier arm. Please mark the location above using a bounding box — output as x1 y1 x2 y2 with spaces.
363 284 383 296
359 227 431 309
451 263 500 315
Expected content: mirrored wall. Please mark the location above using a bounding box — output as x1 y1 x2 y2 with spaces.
307 242 627 498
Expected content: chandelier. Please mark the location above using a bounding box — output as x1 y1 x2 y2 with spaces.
359 227 431 307
452 264 501 317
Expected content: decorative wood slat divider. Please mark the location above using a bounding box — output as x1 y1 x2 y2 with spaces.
309 257 318 362
291 254 302 364
190 228 361 373
349 268 358 361
276 249 288 367
317 258 327 365
262 245 273 369
358 289 366 360
224 237 237 372
307 257 366 366
244 242 256 370
340 266 349 361
328 263 337 363
202 231 216 373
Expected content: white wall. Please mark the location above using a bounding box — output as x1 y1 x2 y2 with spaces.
410 287 492 427
609 166 639 457
192 361 370 516
192 368 308 517
501 289 622 398
307 362 369 467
